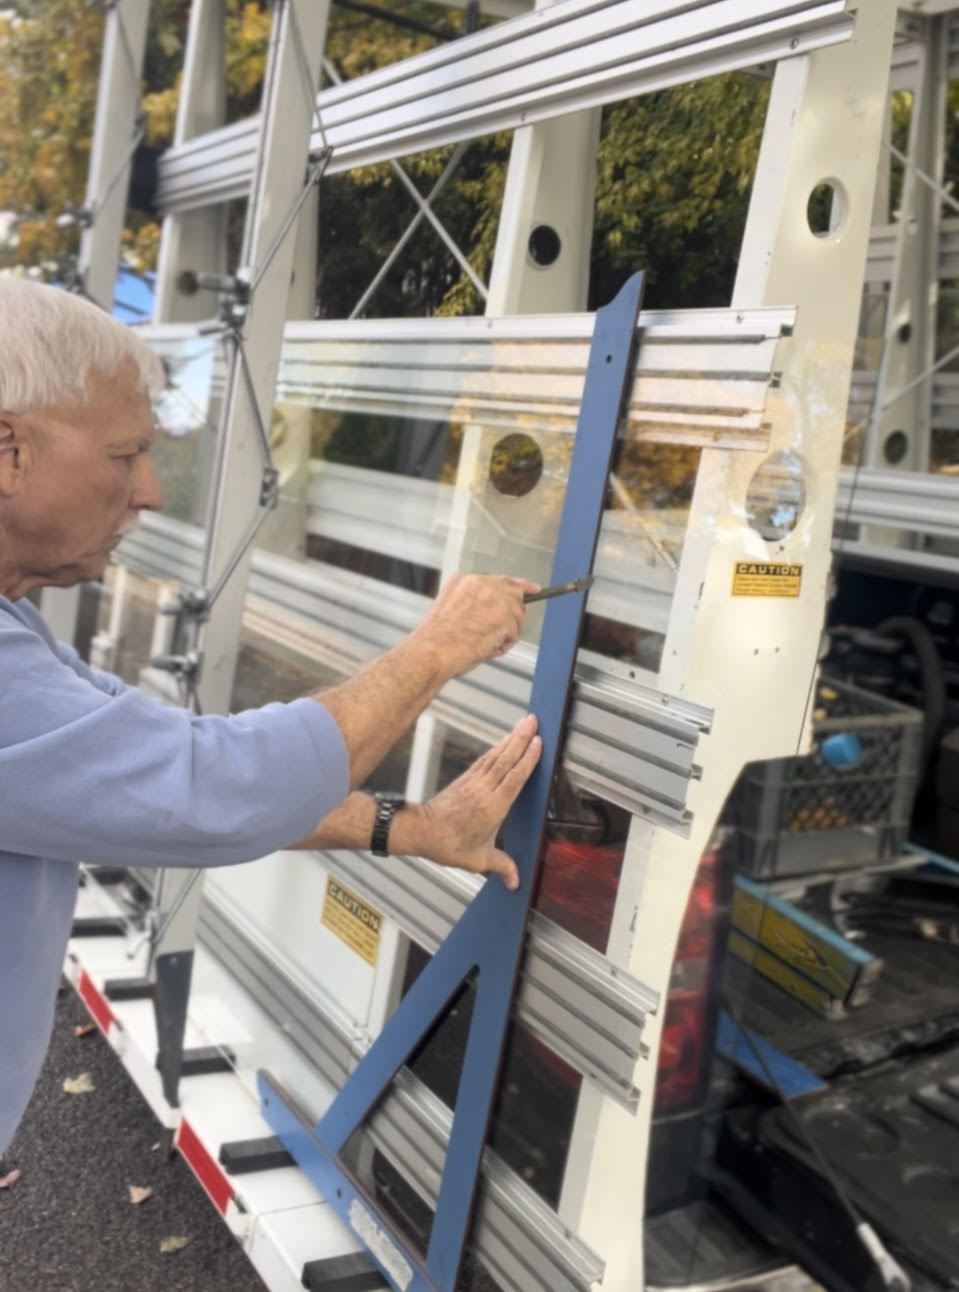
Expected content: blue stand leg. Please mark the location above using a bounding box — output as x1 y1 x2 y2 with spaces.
259 271 647 1292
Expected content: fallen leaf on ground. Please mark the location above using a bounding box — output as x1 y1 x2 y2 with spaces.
159 1235 192 1254
0 1169 22 1190
74 1023 96 1038
62 1072 95 1095
128 1185 153 1205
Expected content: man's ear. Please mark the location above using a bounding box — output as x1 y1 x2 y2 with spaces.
0 415 29 496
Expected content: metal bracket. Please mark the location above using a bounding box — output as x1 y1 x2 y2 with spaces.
56 202 95 231
259 271 646 1292
177 265 252 329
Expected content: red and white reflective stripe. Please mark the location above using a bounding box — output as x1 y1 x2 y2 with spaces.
176 1117 235 1216
77 969 115 1035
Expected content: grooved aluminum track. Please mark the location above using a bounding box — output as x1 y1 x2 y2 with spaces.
147 302 796 452
321 847 659 1105
120 515 712 829
196 895 605 1292
835 465 959 541
156 0 853 214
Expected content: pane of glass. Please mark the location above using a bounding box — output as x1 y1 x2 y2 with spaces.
148 333 226 524
95 331 225 690
92 564 169 689
227 327 700 717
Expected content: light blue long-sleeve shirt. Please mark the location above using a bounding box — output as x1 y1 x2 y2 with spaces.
0 593 350 1154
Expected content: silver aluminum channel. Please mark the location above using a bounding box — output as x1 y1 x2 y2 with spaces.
196 895 605 1292
155 0 853 214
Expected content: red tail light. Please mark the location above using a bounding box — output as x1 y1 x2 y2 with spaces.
528 839 724 1115
653 851 721 1113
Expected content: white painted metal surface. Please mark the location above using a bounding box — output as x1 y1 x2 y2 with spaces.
557 9 901 1289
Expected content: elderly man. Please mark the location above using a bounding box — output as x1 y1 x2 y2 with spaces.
0 277 542 1156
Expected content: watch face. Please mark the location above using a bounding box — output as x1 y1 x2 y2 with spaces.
376 792 406 807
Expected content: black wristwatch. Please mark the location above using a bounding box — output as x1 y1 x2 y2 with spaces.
371 791 406 857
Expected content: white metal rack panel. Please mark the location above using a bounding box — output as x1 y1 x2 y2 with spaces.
557 8 901 1289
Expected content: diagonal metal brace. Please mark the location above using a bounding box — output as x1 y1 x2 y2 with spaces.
258 271 647 1292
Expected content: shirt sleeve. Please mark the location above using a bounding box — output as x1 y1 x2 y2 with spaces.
55 640 128 697
1 620 350 869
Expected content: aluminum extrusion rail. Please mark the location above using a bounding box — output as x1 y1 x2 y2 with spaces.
145 303 796 451
196 868 604 1292
323 847 659 1104
835 464 959 540
119 515 711 828
156 0 853 214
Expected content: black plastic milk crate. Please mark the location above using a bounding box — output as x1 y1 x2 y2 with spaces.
724 678 923 879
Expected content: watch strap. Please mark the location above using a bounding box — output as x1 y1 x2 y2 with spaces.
371 793 404 857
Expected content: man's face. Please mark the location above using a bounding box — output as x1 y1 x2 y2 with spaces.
0 360 164 592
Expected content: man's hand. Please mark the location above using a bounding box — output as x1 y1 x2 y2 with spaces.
410 714 542 890
412 572 541 677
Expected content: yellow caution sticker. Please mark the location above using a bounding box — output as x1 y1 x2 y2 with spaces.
321 877 382 966
731 562 802 598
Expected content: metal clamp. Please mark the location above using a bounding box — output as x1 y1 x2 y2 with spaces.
259 466 280 510
149 649 202 685
177 266 252 329
158 586 210 622
56 202 95 231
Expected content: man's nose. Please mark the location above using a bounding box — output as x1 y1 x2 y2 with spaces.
131 454 164 512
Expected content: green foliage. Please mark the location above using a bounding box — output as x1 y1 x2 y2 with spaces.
13 4 938 323
591 73 770 309
0 0 104 270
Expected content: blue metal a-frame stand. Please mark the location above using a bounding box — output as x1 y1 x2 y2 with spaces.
258 271 646 1292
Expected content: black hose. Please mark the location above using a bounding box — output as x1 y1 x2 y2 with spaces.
877 615 947 771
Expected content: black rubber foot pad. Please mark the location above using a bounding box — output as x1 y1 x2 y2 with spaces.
70 916 127 938
219 1136 294 1176
302 1253 387 1290
104 976 153 1001
154 1045 235 1077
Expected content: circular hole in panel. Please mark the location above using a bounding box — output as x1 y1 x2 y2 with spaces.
884 430 909 464
898 322 913 344
807 181 845 237
488 433 545 497
745 451 807 541
528 224 562 267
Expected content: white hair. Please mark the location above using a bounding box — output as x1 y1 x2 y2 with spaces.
0 276 165 412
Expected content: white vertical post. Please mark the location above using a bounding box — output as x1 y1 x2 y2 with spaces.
146 0 332 1102
557 9 899 1288
78 0 151 308
89 564 129 672
865 16 947 481
153 0 228 323
42 0 150 646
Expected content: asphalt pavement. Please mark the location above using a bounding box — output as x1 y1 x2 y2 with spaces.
0 980 267 1292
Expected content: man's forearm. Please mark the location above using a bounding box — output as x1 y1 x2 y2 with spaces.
288 791 428 856
310 632 445 788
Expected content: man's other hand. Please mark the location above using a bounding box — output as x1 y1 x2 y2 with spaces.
412 714 542 890
414 572 540 677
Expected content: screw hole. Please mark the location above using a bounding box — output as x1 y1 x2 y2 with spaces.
884 429 908 464
527 223 561 267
